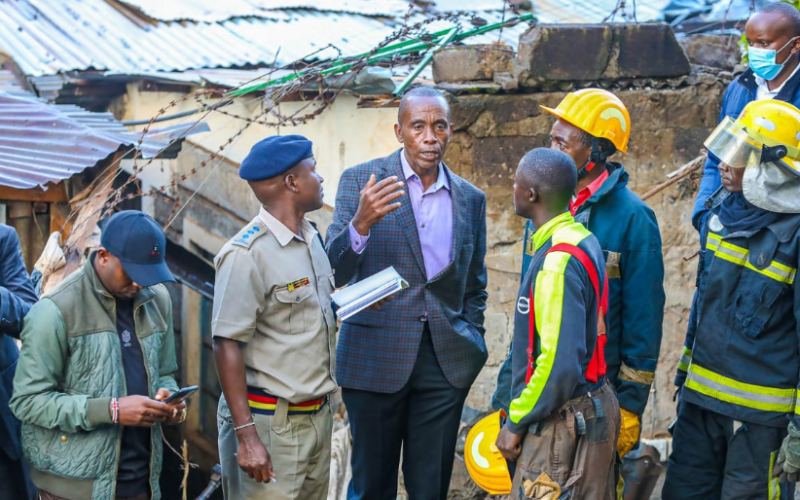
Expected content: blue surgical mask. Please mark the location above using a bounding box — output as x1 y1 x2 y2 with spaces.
749 37 799 81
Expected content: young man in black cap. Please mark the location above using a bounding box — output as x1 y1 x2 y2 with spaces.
11 210 185 500
213 135 337 500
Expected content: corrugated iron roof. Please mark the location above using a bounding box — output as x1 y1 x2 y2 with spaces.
117 0 409 22
529 0 668 23
104 68 297 88
426 0 667 21
426 0 666 22
0 91 209 189
0 0 401 76
0 0 670 79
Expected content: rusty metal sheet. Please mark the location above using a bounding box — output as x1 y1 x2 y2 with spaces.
0 91 208 189
116 0 408 22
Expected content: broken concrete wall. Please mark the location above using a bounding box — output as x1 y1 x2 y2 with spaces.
514 23 691 89
679 34 742 71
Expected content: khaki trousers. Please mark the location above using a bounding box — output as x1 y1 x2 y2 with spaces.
511 381 620 500
217 395 332 500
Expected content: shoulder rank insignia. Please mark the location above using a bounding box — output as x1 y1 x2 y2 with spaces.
232 223 266 249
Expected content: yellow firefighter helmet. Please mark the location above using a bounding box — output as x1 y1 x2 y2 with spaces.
705 99 800 175
540 88 631 153
464 410 513 495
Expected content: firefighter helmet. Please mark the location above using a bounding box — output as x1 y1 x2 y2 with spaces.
540 88 631 153
705 99 800 176
464 410 513 495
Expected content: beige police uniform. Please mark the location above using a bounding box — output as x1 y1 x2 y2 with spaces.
214 206 337 500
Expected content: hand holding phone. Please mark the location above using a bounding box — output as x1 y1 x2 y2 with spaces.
163 385 199 404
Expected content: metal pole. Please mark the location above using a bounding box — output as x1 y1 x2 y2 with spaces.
393 27 459 97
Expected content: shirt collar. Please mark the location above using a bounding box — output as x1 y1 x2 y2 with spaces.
571 168 610 214
258 206 315 247
755 61 800 96
400 148 450 192
531 211 576 253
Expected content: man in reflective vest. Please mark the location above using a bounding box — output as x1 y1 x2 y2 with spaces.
495 147 619 499
664 100 800 499
493 89 665 467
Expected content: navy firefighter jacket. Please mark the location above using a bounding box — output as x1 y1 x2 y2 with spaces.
677 189 800 428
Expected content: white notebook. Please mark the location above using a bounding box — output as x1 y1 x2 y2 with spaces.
331 267 409 321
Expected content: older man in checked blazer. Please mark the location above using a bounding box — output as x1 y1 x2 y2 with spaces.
326 87 488 500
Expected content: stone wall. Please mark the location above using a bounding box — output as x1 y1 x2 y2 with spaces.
442 79 727 435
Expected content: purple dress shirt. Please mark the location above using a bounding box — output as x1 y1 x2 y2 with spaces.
349 149 454 280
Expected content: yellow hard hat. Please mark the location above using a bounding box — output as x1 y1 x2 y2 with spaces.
464 410 512 495
540 88 631 153
705 99 800 175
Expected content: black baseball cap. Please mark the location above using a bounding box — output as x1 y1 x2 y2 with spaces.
101 211 175 287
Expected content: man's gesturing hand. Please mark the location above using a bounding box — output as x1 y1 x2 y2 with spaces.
237 427 275 483
351 174 405 236
118 395 173 427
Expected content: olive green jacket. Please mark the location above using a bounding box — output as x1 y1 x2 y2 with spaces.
10 256 179 500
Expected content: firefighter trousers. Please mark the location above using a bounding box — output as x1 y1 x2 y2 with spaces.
662 400 794 500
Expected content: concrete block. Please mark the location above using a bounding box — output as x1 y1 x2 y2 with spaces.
493 71 518 91
515 24 613 82
613 23 690 78
679 34 741 71
432 45 514 83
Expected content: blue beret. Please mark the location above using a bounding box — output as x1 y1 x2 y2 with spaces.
239 135 314 181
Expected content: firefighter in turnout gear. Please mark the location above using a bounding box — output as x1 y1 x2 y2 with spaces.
663 100 800 499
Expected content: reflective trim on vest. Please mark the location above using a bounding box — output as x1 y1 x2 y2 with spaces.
769 451 780 500
509 218 594 425
677 346 692 373
707 232 797 284
686 363 797 413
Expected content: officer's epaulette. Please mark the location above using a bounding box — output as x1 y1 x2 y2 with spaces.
232 221 268 249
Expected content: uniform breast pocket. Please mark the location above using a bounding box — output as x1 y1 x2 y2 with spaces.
732 281 785 338
275 286 315 334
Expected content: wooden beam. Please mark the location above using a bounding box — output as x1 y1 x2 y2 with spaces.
0 183 68 203
357 94 400 108
50 203 72 240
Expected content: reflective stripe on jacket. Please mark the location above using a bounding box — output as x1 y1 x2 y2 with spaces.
507 212 606 434
521 163 664 415
678 189 800 428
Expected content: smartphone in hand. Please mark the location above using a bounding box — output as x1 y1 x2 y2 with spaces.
163 385 199 404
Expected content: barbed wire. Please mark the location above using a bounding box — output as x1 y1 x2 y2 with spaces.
61 9 491 258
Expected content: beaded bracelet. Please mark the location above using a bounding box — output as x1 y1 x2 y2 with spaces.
110 398 120 424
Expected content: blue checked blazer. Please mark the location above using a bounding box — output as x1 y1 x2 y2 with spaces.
326 149 488 393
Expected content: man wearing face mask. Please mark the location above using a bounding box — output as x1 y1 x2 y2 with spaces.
663 100 800 499
692 2 800 234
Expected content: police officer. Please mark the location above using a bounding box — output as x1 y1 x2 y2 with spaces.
212 135 337 500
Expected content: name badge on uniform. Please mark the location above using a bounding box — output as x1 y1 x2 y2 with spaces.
525 236 535 257
287 277 311 291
